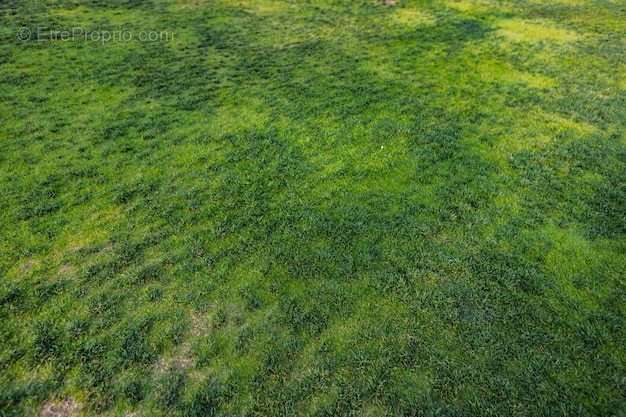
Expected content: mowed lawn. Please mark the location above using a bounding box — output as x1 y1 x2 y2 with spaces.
1 0 625 416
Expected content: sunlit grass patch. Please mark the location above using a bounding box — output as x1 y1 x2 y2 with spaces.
223 0 290 15
445 0 513 13
210 97 270 135
169 0 209 10
527 0 588 6
50 5 91 18
487 107 598 158
57 209 120 254
392 8 436 27
51 4 159 28
497 18 581 43
565 6 626 33
540 112 597 135
541 225 612 313
475 59 557 89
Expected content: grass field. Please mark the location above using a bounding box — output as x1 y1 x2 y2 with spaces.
1 0 625 416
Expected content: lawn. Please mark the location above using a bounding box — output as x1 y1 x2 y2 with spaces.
0 0 625 416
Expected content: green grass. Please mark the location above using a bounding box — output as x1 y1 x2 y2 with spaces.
1 0 625 416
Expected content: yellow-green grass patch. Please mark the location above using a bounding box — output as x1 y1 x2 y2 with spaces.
497 18 581 44
392 8 436 27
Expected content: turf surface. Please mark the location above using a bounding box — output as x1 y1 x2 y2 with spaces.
1 0 625 416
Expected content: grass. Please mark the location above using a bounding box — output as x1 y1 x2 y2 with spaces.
0 0 624 416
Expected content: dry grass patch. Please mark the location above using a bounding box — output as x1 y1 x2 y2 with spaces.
39 399 81 417
18 258 40 274
154 311 210 375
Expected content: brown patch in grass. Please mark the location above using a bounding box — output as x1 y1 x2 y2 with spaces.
154 311 212 374
19 258 39 274
58 264 75 277
382 0 397 5
98 242 114 256
190 311 211 337
155 347 194 373
67 241 86 253
39 399 81 417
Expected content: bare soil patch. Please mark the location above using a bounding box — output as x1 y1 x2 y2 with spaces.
39 399 80 417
